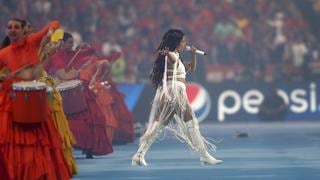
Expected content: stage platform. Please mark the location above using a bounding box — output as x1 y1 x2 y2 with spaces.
73 122 320 180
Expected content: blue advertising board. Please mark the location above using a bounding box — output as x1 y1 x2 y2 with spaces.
118 81 320 123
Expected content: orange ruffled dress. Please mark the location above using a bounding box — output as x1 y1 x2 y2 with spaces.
0 20 71 179
0 78 71 179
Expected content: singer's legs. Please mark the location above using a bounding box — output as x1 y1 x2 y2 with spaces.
183 104 193 123
132 98 174 166
183 103 222 165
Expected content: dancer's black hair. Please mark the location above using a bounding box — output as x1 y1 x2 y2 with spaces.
1 18 26 49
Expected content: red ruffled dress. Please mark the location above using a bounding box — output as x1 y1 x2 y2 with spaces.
81 60 118 142
47 51 113 156
108 79 136 144
0 152 10 179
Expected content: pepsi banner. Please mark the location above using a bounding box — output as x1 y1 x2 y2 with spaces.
207 81 320 122
118 81 320 123
117 83 212 123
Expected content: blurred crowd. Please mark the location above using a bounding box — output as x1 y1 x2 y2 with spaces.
1 0 320 83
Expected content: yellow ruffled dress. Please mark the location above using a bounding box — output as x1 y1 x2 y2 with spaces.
39 71 78 175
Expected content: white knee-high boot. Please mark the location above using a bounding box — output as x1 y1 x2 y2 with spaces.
186 120 222 165
132 121 165 166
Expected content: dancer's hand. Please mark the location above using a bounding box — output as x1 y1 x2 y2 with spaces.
189 45 197 55
98 59 110 66
158 47 169 55
76 42 91 50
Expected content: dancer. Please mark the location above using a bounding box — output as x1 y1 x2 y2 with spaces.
102 65 136 145
132 29 222 166
1 21 78 175
46 32 113 158
81 57 119 144
38 33 78 175
0 18 71 179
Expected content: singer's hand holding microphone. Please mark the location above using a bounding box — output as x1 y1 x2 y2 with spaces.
185 45 206 55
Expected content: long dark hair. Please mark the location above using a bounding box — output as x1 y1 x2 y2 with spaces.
0 36 10 49
150 29 184 88
63 32 72 42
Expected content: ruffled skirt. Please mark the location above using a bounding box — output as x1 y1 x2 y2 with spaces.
0 79 71 180
93 83 118 142
40 73 78 175
48 90 78 175
111 88 135 144
67 85 113 156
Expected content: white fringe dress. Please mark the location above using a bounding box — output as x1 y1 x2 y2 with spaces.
140 51 216 153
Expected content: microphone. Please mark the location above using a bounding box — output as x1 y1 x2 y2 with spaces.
185 45 206 55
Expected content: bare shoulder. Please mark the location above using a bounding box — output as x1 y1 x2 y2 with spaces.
167 52 178 63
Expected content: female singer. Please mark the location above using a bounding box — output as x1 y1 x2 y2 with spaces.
46 32 114 158
132 29 222 166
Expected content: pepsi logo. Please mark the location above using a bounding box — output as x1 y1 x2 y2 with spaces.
186 83 211 123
